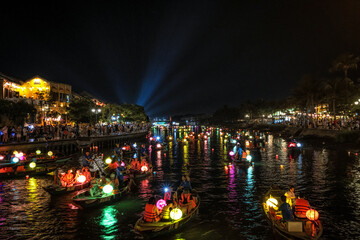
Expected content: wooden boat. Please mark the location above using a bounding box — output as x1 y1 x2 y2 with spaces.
134 197 200 236
73 185 128 208
262 185 323 240
0 156 71 179
43 181 91 196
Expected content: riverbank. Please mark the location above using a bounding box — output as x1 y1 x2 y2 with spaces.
220 122 360 149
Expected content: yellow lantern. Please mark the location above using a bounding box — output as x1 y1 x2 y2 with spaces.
170 208 183 220
266 197 278 209
36 150 41 155
47 151 53 157
29 162 36 168
105 158 112 164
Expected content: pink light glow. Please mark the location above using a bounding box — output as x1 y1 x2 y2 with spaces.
156 199 167 211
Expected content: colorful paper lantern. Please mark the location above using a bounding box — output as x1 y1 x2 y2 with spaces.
266 197 278 209
103 184 113 194
36 150 41 155
306 209 319 221
156 199 167 211
12 157 19 163
29 162 36 168
141 165 148 172
77 175 86 183
105 158 112 164
170 208 183 220
47 151 53 157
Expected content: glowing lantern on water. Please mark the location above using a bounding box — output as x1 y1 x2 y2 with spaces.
36 150 41 155
156 143 162 148
246 155 252 161
156 199 167 211
103 184 113 194
306 209 319 221
105 158 112 164
77 175 86 183
29 162 36 168
229 151 235 156
141 165 148 172
266 197 278 209
12 157 19 163
170 208 183 220
47 151 53 157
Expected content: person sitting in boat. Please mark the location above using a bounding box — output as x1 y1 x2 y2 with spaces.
64 170 75 186
140 144 148 157
82 151 92 168
113 143 122 157
82 167 91 182
285 185 296 207
279 195 294 221
161 200 175 221
143 197 161 223
178 175 192 191
179 188 196 214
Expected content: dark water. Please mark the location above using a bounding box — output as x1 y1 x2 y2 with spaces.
1 127 360 240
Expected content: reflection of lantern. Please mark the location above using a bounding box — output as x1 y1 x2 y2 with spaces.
103 184 113 194
306 209 319 221
141 165 148 172
48 151 53 157
36 150 41 155
266 197 278 209
29 162 36 168
105 158 112 164
77 175 86 183
170 208 183 220
156 199 167 210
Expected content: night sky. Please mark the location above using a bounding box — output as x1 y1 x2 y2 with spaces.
1 1 360 117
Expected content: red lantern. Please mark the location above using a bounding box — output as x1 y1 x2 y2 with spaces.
306 209 319 221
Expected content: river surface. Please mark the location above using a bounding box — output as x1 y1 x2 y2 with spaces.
0 126 359 240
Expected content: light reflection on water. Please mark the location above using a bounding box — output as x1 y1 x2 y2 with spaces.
0 128 359 239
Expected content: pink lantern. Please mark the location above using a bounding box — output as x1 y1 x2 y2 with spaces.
121 161 125 167
229 151 235 156
156 199 167 211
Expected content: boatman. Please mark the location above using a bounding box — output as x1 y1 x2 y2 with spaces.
279 195 294 221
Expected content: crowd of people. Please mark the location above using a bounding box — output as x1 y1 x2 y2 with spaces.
0 122 150 144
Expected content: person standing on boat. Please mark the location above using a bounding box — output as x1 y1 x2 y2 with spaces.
143 197 161 222
285 185 296 207
279 195 294 221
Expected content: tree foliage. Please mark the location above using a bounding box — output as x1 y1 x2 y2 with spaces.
0 99 36 126
68 97 95 123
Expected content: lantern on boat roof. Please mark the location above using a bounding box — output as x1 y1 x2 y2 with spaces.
266 197 278 209
77 175 86 183
29 162 36 169
36 150 41 155
141 165 148 172
156 199 167 211
47 151 53 157
105 157 112 164
170 208 182 220
103 184 113 194
306 209 319 221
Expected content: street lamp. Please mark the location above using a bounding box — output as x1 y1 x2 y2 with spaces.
92 108 101 123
